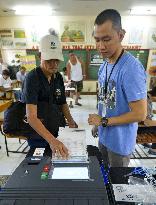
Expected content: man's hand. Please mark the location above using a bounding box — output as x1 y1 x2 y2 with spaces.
88 114 102 126
143 118 156 127
50 138 69 159
68 120 78 128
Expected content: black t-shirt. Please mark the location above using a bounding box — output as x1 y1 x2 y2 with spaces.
21 67 66 105
20 67 67 138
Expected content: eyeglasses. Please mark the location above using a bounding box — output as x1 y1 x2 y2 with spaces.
45 59 60 65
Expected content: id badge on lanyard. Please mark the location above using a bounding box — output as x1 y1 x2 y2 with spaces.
102 102 106 117
98 81 107 117
102 86 108 117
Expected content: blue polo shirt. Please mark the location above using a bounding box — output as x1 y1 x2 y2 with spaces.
98 52 147 155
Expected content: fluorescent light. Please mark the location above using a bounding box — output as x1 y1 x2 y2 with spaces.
130 7 156 15
14 6 52 16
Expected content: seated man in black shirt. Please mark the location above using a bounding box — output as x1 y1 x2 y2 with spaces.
21 30 77 158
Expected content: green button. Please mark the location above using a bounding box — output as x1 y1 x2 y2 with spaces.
41 172 48 179
41 175 47 180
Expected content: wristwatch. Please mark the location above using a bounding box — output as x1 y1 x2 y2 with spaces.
101 117 108 127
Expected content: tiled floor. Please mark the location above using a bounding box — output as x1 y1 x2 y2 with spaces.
0 95 156 175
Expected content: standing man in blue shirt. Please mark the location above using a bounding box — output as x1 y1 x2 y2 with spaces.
88 9 147 167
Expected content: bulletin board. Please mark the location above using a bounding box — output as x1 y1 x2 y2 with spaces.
127 49 149 70
146 49 156 90
25 49 87 72
88 49 149 80
24 48 149 80
88 49 102 80
20 55 36 71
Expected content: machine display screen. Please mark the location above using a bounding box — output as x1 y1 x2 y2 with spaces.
50 167 89 180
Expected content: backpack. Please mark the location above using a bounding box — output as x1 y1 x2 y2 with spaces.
3 101 65 139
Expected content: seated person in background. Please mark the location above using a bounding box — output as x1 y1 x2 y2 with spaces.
0 69 12 97
138 91 156 155
60 67 68 83
61 67 74 108
0 58 8 75
16 66 27 85
143 118 156 155
0 69 21 100
15 66 27 101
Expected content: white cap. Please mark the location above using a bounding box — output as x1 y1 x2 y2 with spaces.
40 34 64 61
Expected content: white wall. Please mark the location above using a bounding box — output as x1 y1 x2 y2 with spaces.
0 15 156 49
0 15 155 92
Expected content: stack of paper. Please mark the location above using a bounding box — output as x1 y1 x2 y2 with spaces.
52 128 88 163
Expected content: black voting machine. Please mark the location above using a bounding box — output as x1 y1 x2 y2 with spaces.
0 146 112 205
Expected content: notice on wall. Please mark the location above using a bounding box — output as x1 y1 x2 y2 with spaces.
90 53 103 66
147 50 156 76
148 28 156 48
0 29 14 49
0 29 27 49
20 55 36 71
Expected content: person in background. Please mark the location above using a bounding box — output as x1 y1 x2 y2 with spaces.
0 58 8 75
61 67 74 108
0 69 12 96
66 51 85 106
21 30 77 158
0 69 21 101
60 67 68 83
16 66 27 85
141 88 156 155
143 118 156 155
88 9 147 167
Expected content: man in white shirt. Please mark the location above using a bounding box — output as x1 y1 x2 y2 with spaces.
0 69 12 97
0 58 8 75
66 51 85 106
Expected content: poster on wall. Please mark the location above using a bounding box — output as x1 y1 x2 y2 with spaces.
14 39 27 48
20 55 36 71
90 53 103 66
148 28 156 48
147 50 156 76
0 29 27 49
60 22 85 43
128 27 143 44
146 49 156 89
14 30 26 38
14 29 27 48
0 29 14 49
1 49 26 64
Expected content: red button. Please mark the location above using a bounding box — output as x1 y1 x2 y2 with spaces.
43 165 49 172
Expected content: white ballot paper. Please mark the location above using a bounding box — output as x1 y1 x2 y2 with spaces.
52 128 88 163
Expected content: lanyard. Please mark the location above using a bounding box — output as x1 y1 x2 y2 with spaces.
104 49 124 99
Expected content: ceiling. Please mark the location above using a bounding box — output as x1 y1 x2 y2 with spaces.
0 0 156 16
